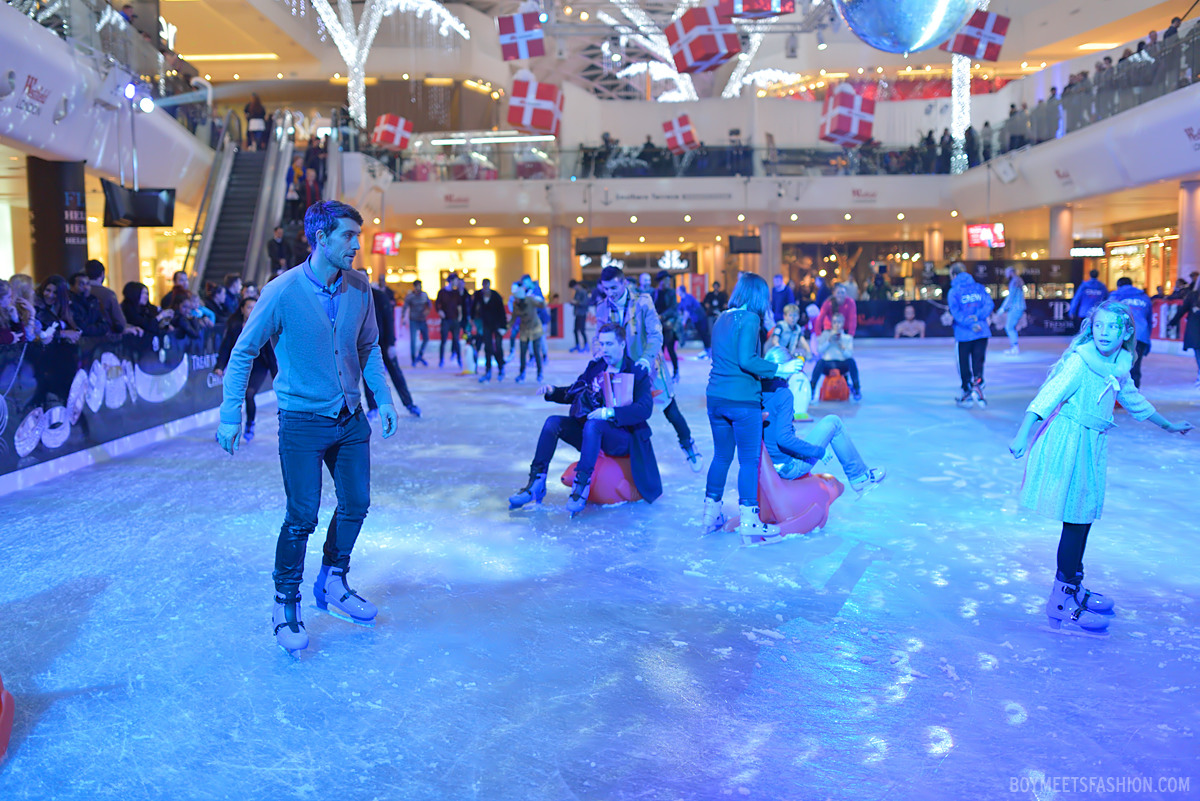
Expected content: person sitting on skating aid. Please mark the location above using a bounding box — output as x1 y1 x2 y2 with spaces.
509 323 662 516
763 347 886 492
1009 300 1191 634
809 313 861 402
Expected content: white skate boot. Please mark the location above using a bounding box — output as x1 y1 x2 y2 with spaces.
849 467 887 499
1070 572 1115 614
739 505 784 546
1045 578 1110 633
700 497 726 534
273 591 309 656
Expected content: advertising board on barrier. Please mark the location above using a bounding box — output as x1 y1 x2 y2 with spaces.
0 332 242 477
849 300 1078 339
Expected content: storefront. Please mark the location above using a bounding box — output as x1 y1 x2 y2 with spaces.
1104 234 1179 293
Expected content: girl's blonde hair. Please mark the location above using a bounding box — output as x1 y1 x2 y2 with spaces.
1048 299 1136 378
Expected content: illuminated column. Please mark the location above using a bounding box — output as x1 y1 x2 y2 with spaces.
1179 180 1200 283
760 222 781 279
547 224 572 300
26 158 87 283
923 227 945 262
1049 204 1074 259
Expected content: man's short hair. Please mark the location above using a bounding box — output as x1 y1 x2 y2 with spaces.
1117 276 1133 287
599 265 625 283
597 321 626 342
950 262 966 276
1089 269 1100 279
413 280 422 287
481 278 491 287
69 271 89 287
84 259 106 282
174 270 188 281
223 274 241 289
304 200 363 249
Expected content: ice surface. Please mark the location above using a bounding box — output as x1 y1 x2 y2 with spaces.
1 338 1198 800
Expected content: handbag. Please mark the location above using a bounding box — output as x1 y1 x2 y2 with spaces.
601 371 633 409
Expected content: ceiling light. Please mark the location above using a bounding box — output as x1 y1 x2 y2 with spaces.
678 236 684 242
576 216 584 224
629 215 637 223
276 72 284 79
456 238 462 244
683 214 691 222
902 252 910 260
639 236 645 242
469 134 555 144
876 66 883 73
523 216 531 224
373 217 381 224
973 63 980 69
896 212 905 220
1040 62 1046 68
790 213 798 221
1020 61 1028 68
484 238 490 244
950 210 958 217
203 73 211 80
183 53 279 62
737 213 745 222
415 218 423 225
563 5 572 15
819 68 826 76
233 74 239 80
843 213 852 220
579 10 588 21
468 218 476 225
523 238 529 244
715 235 722 242
816 30 827 50
402 73 410 80
1078 42 1120 51
857 67 864 74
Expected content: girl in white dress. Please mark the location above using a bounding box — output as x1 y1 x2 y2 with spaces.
1009 301 1192 632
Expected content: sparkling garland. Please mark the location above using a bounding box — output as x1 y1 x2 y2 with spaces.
951 0 986 174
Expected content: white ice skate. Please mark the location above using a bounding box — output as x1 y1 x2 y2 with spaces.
273 592 309 656
850 467 887 499
1045 578 1110 633
739 505 784 547
700 497 726 535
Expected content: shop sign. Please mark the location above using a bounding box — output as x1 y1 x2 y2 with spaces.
1185 126 1200 151
1109 245 1141 256
1054 168 1074 188
159 16 178 51
443 193 469 208
14 74 51 116
1070 247 1105 257
850 188 877 205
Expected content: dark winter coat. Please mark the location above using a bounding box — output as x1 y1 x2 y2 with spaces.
545 354 662 502
473 289 507 330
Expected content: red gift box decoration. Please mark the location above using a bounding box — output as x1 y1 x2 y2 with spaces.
818 83 875 148
371 114 413 150
939 10 1010 62
507 71 563 135
496 12 545 61
663 114 700 155
665 6 741 74
716 0 794 20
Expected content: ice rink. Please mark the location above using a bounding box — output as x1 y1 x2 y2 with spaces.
1 337 1198 800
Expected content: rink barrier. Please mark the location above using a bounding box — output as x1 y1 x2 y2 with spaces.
0 332 268 490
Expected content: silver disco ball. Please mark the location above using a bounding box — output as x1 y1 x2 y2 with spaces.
832 0 977 54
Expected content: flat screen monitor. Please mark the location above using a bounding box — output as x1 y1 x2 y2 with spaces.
728 235 761 254
371 232 403 255
966 223 1006 249
101 179 176 227
575 236 609 256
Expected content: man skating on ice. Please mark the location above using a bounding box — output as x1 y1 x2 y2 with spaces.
216 200 398 656
948 262 994 407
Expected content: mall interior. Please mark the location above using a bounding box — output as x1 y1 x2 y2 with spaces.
1 0 1199 799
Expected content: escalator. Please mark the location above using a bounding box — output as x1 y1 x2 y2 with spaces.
202 150 268 289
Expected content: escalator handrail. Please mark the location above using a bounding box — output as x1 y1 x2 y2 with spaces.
183 109 242 288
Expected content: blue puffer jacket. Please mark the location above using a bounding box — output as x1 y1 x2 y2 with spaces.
1069 278 1109 319
948 272 994 342
1110 284 1153 344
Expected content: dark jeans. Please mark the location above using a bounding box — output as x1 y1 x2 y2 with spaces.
365 350 414 410
705 399 762 506
663 329 679 375
482 326 506 372
957 338 988 391
693 316 712 350
245 361 271 425
440 319 461 364
573 311 588 349
409 319 428 364
532 415 632 481
1131 340 1150 388
811 358 860 392
519 339 543 377
663 397 691 447
274 407 371 594
1057 522 1092 581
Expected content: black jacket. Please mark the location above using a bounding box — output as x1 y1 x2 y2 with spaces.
371 286 398 349
473 289 507 330
545 355 662 502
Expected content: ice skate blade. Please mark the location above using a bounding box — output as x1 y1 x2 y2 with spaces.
1046 616 1109 636
740 532 790 547
278 644 305 658
312 602 376 627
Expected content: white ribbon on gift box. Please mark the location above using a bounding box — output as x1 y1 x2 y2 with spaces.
668 8 738 67
664 115 698 152
958 12 1007 59
498 12 544 58
512 80 561 130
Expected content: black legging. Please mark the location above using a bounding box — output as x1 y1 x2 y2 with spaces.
663 397 691 447
1056 522 1092 581
519 339 543 377
482 327 506 372
663 328 680 376
365 351 415 410
573 312 587 349
957 338 988 392
440 320 461 364
245 361 272 425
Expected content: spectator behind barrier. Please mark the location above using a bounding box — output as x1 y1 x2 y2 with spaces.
121 282 173 337
34 276 80 343
85 259 142 337
67 272 108 337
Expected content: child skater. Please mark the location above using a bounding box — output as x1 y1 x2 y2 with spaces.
762 346 887 491
1009 300 1192 633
